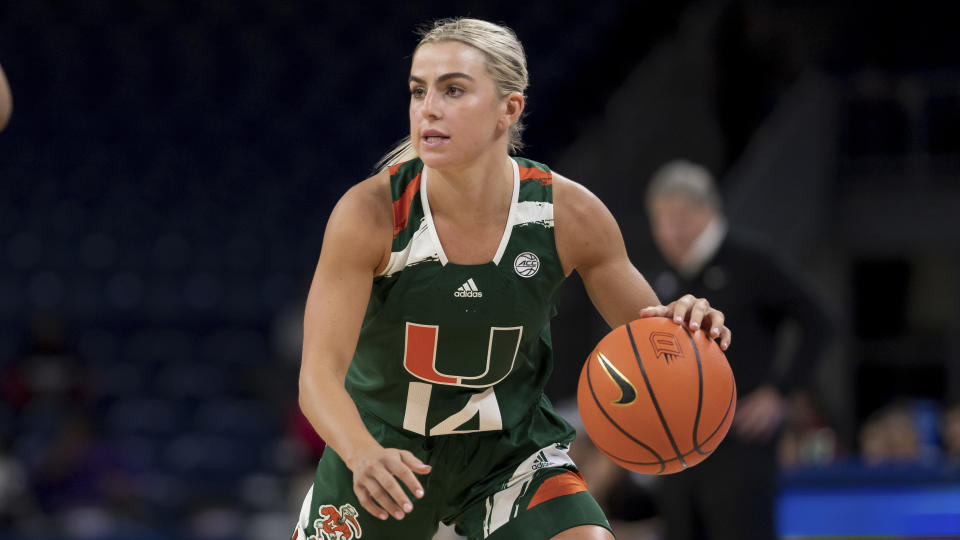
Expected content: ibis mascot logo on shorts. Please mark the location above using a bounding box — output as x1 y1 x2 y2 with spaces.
310 503 362 540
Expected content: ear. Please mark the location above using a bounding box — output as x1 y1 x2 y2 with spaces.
498 91 524 130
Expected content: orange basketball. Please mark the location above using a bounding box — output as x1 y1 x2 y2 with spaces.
576 317 736 474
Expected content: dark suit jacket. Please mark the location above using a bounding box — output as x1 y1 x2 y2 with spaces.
647 229 835 398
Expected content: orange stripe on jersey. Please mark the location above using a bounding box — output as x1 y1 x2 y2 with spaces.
526 470 588 509
388 162 403 176
393 172 422 238
518 164 552 185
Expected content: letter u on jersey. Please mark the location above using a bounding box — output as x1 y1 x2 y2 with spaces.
402 322 523 388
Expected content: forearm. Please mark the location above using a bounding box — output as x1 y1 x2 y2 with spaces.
298 362 382 470
582 259 661 329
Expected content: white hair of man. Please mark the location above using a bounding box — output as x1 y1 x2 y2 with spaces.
645 159 722 212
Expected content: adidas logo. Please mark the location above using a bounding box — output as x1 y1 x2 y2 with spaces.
454 278 483 298
532 451 550 470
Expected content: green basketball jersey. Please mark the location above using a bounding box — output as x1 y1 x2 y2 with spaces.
345 157 567 436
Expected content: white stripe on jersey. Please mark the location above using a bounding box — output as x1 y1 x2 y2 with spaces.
512 201 554 228
380 217 439 277
381 159 553 277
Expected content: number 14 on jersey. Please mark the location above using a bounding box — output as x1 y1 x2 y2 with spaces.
401 322 523 436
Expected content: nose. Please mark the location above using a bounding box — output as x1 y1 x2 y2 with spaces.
421 88 441 120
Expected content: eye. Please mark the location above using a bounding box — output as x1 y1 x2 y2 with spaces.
410 86 426 99
446 86 464 97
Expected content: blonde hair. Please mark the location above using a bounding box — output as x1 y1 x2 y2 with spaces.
377 18 529 170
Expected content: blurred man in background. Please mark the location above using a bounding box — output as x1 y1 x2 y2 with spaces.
644 160 836 540
0 63 11 131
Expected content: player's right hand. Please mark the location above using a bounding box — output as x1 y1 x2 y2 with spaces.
349 446 432 521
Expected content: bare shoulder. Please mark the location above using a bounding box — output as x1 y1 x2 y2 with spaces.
322 169 394 274
552 172 607 218
335 169 393 228
552 172 626 275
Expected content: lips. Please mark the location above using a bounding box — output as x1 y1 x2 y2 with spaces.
422 129 449 140
420 129 450 148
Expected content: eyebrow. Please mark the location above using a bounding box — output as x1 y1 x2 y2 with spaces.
408 72 476 84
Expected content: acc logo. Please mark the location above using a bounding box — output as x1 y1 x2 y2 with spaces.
513 252 540 278
650 332 683 364
310 503 362 540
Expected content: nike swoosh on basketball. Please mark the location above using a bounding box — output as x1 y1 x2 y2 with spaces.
596 351 637 405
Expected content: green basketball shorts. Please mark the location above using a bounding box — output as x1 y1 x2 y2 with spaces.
292 404 611 540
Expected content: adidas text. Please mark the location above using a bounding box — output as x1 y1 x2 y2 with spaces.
454 290 483 298
454 278 482 298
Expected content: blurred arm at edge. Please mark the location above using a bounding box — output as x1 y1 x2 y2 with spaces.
0 63 12 131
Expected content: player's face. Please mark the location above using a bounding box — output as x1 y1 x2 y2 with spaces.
408 41 508 169
649 195 716 267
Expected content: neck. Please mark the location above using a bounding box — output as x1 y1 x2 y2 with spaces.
675 215 727 277
425 153 514 219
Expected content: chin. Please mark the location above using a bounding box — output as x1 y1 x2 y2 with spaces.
417 150 463 171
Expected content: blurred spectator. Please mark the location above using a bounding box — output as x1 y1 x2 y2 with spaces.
2 314 102 535
779 392 839 468
11 313 88 408
860 403 919 465
643 160 836 540
0 440 39 531
0 357 30 410
942 403 960 462
32 413 137 536
859 400 941 466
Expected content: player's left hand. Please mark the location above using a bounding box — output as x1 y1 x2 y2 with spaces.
640 294 731 350
733 385 784 441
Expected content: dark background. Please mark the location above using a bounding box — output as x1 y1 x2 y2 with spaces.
1 0 959 538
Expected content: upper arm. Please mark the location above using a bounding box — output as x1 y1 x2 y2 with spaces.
300 172 393 381
553 174 660 328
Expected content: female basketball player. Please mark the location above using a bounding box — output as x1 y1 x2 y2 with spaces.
294 18 732 540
